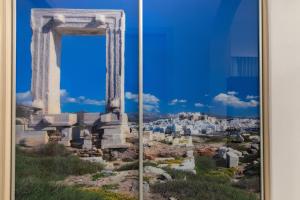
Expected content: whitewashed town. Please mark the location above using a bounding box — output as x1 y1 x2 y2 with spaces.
144 112 259 136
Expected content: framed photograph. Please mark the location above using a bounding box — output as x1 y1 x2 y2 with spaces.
0 0 269 200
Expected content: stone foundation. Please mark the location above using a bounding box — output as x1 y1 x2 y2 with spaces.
16 130 49 147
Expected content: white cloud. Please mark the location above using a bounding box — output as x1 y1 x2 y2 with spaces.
17 89 105 107
126 92 160 104
16 91 32 106
214 92 259 108
125 92 138 102
60 89 105 106
83 99 105 106
144 93 160 105
246 95 259 100
227 91 238 95
143 104 159 112
65 97 77 103
194 102 204 107
126 91 160 112
60 89 68 97
168 99 187 106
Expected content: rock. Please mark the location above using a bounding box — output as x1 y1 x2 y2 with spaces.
226 151 239 168
143 182 150 193
120 148 138 161
171 157 196 174
186 150 194 158
218 147 242 159
253 160 259 165
249 135 260 143
111 151 119 160
172 138 180 146
82 138 93 149
95 149 103 156
251 143 259 150
196 147 216 157
101 169 115 176
81 157 106 164
232 149 243 157
236 134 245 143
16 130 49 147
144 166 172 181
144 154 155 160
248 148 258 155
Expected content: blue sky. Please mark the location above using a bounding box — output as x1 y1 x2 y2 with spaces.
16 0 260 117
142 0 260 117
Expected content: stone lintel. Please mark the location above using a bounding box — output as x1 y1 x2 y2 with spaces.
30 113 77 127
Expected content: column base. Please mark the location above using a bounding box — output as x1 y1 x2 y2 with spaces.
101 124 130 149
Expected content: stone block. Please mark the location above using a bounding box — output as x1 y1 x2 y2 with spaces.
100 113 118 123
30 113 77 126
143 131 153 143
58 127 73 146
77 112 100 125
82 138 93 149
226 151 239 168
101 124 130 149
172 138 180 146
16 130 49 147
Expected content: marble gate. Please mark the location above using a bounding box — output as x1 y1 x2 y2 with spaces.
28 9 129 148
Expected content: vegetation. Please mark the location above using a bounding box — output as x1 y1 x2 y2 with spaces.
227 142 249 152
116 160 157 171
91 172 116 181
102 184 119 190
204 136 228 144
15 144 136 200
116 161 139 171
157 158 183 165
152 156 260 200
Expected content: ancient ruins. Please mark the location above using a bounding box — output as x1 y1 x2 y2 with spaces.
16 9 130 149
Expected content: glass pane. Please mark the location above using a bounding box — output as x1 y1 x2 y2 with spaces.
143 1 261 199
15 1 139 200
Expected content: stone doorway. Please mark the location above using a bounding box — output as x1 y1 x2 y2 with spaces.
28 9 129 149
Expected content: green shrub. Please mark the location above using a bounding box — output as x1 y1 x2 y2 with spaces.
205 136 227 143
102 184 119 190
206 168 237 181
233 176 261 193
16 152 104 181
152 156 259 200
15 178 135 200
15 146 134 200
34 143 71 157
152 179 258 200
227 142 249 152
195 156 217 174
92 172 116 181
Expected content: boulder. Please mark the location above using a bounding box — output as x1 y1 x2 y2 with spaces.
226 151 239 168
144 166 172 180
16 130 49 147
251 143 260 150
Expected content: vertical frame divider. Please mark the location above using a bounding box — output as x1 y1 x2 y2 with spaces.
138 0 144 199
